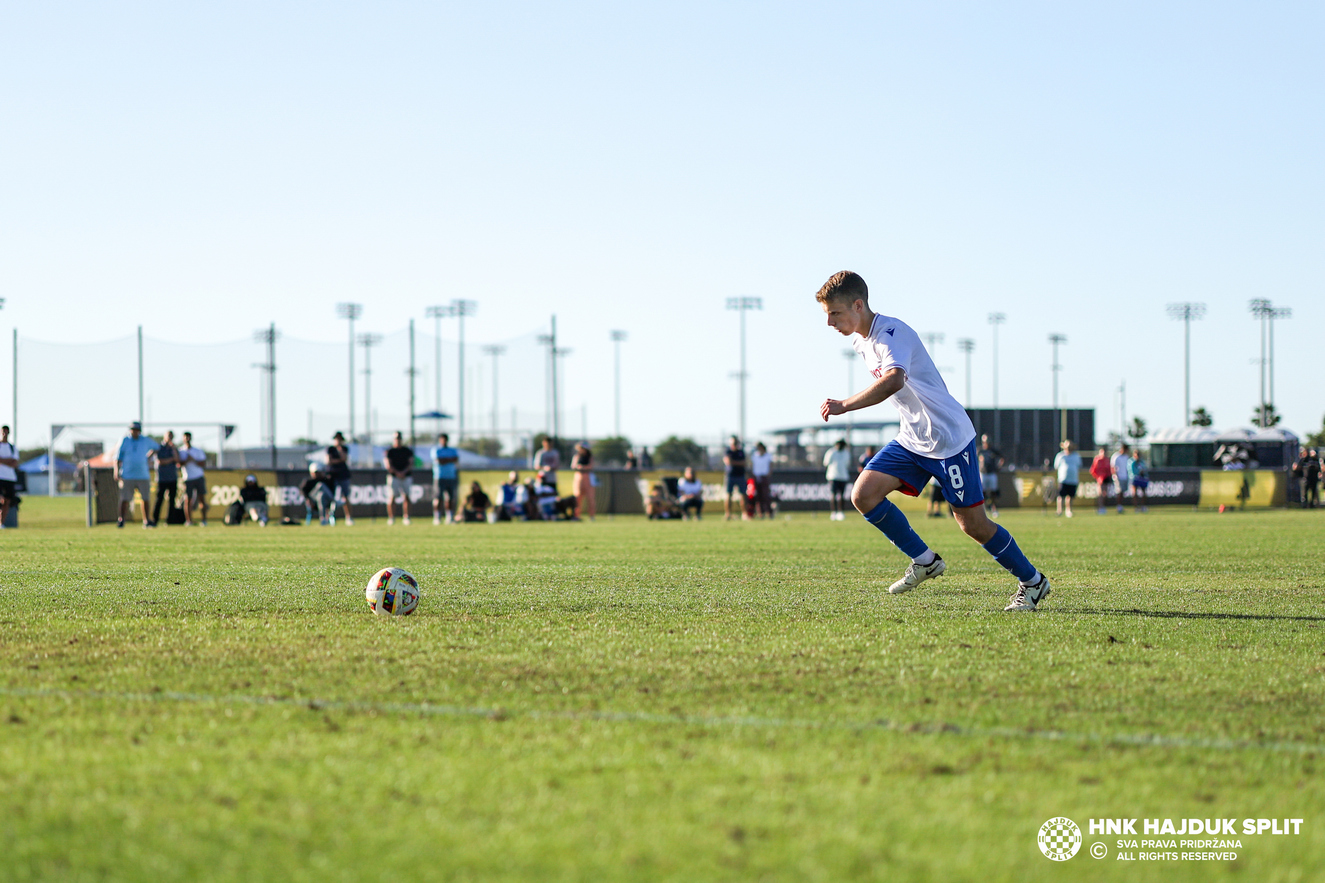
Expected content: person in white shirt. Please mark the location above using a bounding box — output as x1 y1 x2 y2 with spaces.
677 466 704 519
177 431 208 526
823 439 854 521
816 270 1051 612
1053 440 1082 518
0 425 18 527
1111 444 1132 515
750 441 774 518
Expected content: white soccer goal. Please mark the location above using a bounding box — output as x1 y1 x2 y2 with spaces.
47 422 236 497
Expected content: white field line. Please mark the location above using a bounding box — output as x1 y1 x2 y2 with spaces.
2 686 1320 755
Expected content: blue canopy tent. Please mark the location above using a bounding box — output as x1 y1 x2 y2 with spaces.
19 453 78 474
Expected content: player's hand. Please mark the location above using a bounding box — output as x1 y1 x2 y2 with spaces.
820 398 846 421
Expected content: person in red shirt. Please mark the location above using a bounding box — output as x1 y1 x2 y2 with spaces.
1089 448 1113 514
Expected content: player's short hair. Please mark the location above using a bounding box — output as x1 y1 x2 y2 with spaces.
816 271 869 307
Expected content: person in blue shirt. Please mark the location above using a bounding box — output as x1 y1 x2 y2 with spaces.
115 421 160 528
430 432 459 525
1129 449 1150 513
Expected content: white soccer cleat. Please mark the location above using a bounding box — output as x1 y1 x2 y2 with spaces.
888 555 945 594
1004 574 1052 612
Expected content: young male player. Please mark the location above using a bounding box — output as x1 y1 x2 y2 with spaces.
816 271 1052 611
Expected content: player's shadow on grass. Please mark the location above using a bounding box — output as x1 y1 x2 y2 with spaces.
1078 607 1325 623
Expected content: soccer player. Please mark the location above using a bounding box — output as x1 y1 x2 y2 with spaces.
816 271 1052 612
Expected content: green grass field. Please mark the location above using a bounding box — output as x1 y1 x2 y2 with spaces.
3 498 1323 881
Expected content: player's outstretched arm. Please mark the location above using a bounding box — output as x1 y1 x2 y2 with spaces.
820 368 905 422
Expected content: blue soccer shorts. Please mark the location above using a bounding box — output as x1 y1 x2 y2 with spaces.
864 436 985 508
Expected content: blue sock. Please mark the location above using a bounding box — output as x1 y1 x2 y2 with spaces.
862 499 929 559
982 525 1038 583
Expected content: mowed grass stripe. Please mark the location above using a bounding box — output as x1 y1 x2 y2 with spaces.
5 685 1325 755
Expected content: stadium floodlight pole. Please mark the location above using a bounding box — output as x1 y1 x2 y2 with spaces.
988 313 1006 442
482 344 505 442
357 332 383 446
554 344 573 442
137 325 144 426
1268 306 1291 423
449 299 477 442
610 330 627 438
955 338 976 408
1248 299 1273 426
537 321 556 439
1048 334 1067 443
336 302 363 441
253 324 280 468
1 299 11 444
424 303 456 430
407 319 416 445
1166 302 1207 426
726 296 762 443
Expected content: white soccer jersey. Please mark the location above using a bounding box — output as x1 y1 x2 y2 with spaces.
852 313 975 459
179 447 206 480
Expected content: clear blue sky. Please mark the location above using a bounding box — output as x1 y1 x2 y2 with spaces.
2 2 1321 451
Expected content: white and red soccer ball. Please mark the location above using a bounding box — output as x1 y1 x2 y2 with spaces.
365 567 419 616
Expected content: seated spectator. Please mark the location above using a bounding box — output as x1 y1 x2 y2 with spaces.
646 483 681 519
531 474 576 520
462 481 491 522
239 474 269 526
302 463 335 525
677 466 704 520
495 471 523 521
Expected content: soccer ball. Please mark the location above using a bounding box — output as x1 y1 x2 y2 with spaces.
365 567 419 616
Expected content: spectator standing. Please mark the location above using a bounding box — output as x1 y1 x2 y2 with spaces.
430 432 459 525
639 446 653 469
0 425 19 528
327 431 354 526
1089 447 1112 513
823 439 853 521
148 430 180 527
751 442 774 518
1305 449 1322 509
1129 449 1150 512
535 437 561 490
384 431 415 526
624 449 639 471
571 442 595 521
1053 440 1081 518
857 445 874 476
177 431 208 526
722 436 747 520
115 421 160 528
978 434 1005 519
1111 443 1132 515
925 478 948 519
239 475 269 525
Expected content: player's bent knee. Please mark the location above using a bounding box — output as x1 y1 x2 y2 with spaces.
851 471 896 513
953 506 996 543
